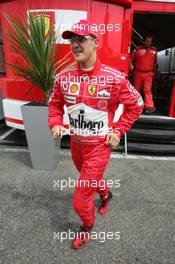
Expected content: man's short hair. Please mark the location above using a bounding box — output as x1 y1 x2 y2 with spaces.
144 34 153 40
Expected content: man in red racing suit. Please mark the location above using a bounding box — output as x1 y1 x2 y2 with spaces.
48 19 144 249
130 34 157 114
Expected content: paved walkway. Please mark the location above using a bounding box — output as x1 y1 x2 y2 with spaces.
0 150 175 264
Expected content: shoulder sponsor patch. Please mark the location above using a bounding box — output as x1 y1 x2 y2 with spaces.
127 82 139 95
64 95 76 104
127 82 134 93
137 96 144 106
150 50 156 55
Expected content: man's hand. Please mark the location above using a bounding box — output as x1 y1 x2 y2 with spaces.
105 133 120 147
51 125 66 140
130 63 134 72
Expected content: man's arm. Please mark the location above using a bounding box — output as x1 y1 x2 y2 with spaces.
130 49 136 72
153 49 158 74
112 78 144 137
48 75 65 139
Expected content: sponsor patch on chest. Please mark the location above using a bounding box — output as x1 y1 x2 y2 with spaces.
98 100 108 110
61 82 69 93
97 89 111 98
88 85 97 96
84 84 111 99
61 82 80 95
64 95 76 104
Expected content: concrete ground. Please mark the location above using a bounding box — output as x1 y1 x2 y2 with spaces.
0 150 175 264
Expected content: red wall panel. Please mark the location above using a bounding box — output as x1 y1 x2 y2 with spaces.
0 0 132 100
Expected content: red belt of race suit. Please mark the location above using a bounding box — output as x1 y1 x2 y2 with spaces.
71 134 107 144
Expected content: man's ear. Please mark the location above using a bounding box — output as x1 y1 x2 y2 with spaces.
94 38 99 48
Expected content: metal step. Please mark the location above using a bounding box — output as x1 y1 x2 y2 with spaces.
133 114 175 130
128 128 175 141
129 115 175 155
0 124 27 147
127 142 175 155
0 120 10 136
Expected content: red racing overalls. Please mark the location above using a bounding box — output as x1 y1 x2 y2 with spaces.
131 46 157 109
48 59 144 228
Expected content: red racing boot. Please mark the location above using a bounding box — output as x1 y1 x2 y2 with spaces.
72 224 93 250
98 191 113 215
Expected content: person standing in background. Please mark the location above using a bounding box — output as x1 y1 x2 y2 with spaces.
130 34 157 114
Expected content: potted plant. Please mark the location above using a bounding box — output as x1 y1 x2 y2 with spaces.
5 13 71 169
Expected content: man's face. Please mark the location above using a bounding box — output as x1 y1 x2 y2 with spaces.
69 35 98 63
144 37 153 49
